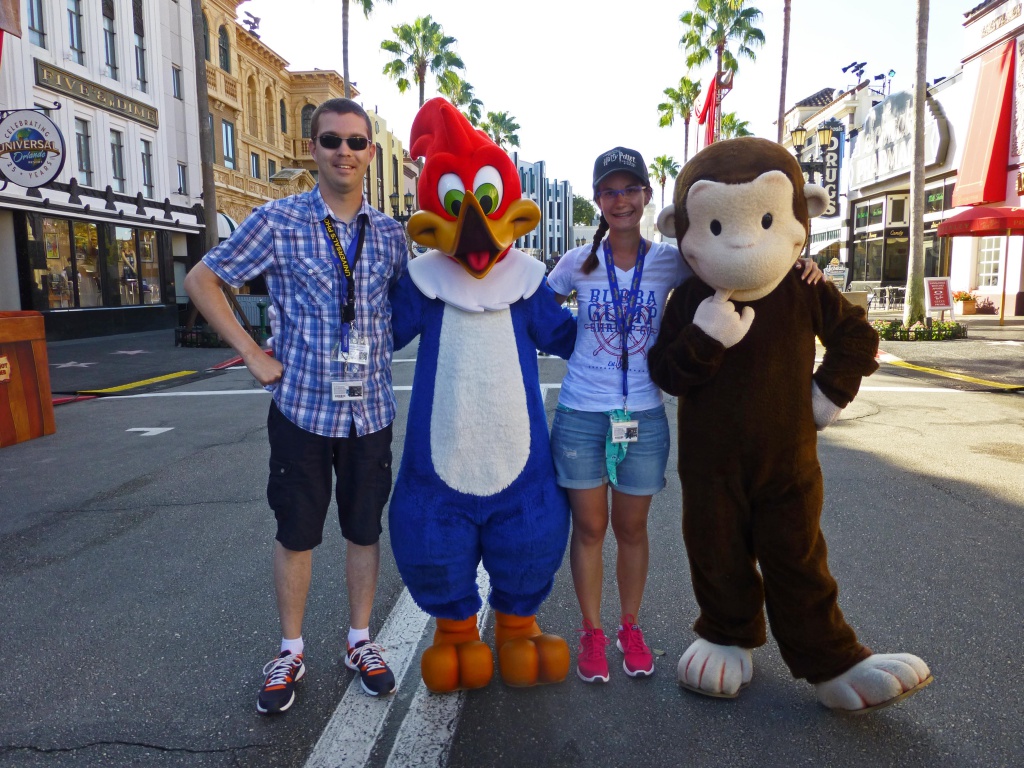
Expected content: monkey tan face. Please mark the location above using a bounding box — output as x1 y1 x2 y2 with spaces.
680 171 809 301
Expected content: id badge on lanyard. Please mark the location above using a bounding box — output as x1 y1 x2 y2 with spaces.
323 216 368 399
604 239 647 443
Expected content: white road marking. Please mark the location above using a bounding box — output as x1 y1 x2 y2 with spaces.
125 427 174 436
304 564 492 768
385 565 492 768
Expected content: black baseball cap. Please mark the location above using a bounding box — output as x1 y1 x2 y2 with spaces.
593 147 649 190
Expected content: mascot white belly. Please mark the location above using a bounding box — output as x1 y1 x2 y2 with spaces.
432 306 529 495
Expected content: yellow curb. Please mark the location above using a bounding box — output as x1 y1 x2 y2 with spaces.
80 370 198 394
883 360 1021 390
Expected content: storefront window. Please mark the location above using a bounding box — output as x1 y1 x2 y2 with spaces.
138 230 160 304
883 233 909 282
977 236 1001 287
116 226 140 305
73 222 101 307
43 219 73 308
924 186 944 215
865 236 883 281
868 202 884 226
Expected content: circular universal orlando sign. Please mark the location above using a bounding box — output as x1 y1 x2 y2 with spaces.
0 109 66 188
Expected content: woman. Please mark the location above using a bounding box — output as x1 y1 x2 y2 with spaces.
547 146 820 683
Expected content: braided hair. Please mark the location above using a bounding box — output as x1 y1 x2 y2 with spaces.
581 215 610 275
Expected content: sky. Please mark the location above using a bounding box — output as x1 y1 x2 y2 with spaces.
239 0 971 202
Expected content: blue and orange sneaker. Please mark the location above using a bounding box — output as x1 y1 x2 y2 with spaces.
256 651 305 714
346 640 397 696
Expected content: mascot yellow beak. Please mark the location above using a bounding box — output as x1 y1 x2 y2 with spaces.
408 197 541 279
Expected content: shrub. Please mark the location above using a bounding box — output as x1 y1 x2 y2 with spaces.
870 319 968 341
952 290 977 303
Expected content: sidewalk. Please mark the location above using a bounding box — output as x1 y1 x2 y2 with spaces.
42 313 1024 404
45 329 247 402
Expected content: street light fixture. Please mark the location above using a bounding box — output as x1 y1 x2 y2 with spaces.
389 189 415 223
790 118 843 257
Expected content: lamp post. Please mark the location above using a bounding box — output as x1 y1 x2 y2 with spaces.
790 118 842 258
389 189 415 224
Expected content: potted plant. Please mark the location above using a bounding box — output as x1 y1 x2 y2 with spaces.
953 290 978 315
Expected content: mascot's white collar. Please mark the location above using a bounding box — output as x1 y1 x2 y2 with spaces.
407 248 546 313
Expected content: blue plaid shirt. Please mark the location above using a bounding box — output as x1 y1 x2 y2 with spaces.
202 187 408 437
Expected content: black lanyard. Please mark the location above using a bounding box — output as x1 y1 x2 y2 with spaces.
322 215 366 324
603 238 647 407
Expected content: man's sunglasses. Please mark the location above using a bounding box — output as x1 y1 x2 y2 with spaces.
315 134 370 151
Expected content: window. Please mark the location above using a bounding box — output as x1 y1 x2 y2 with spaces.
924 186 944 215
102 1 117 78
67 0 84 64
28 0 46 47
218 26 230 72
110 129 125 192
247 78 259 135
140 138 153 198
250 152 260 179
222 120 236 169
280 99 287 134
134 34 147 91
172 66 182 99
301 105 314 138
376 143 384 210
887 195 909 227
75 118 92 186
177 163 188 195
202 14 210 61
977 236 1001 287
268 159 277 177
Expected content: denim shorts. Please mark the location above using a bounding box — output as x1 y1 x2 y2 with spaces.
550 404 669 496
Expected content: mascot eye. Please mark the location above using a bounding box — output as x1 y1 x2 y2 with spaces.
761 213 773 229
710 220 722 236
472 166 504 215
437 173 466 217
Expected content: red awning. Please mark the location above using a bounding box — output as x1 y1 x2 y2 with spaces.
952 41 1015 207
936 205 1024 237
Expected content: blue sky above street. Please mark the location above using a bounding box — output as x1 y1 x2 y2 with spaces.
241 0 968 198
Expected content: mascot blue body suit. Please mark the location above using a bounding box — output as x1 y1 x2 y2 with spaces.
389 98 577 692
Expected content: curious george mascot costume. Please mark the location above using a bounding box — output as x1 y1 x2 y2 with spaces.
647 137 933 713
390 98 577 692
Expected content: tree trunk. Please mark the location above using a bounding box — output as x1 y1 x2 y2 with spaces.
777 0 791 143
343 0 351 99
191 0 218 257
904 0 929 327
714 44 723 144
684 116 691 162
418 63 426 107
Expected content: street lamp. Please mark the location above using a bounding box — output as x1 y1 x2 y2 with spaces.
790 118 843 257
389 189 415 223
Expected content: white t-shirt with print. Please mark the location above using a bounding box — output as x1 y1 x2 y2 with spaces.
547 240 691 413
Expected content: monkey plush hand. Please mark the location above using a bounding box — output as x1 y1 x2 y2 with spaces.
693 292 755 348
648 137 931 715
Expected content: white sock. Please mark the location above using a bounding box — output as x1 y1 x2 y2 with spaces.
281 636 304 656
348 627 370 649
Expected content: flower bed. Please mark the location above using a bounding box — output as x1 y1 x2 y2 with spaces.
871 319 968 341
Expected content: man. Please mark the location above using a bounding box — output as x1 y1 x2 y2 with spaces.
184 98 407 714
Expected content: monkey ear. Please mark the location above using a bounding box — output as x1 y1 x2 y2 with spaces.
657 204 676 238
804 184 829 218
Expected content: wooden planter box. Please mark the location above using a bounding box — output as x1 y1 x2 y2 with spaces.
0 311 56 448
958 300 976 315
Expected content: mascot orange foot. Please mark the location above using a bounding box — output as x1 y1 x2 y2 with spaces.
494 612 569 688
421 617 494 693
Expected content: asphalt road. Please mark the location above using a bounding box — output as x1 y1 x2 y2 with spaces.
1 343 1023 767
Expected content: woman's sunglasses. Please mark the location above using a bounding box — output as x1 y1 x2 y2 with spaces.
315 134 370 151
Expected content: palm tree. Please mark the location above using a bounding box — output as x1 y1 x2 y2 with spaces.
648 155 681 210
680 0 765 143
190 0 217 254
776 0 791 143
343 0 392 100
381 15 466 107
438 73 484 126
479 111 520 150
658 76 702 162
904 0 929 327
720 112 753 139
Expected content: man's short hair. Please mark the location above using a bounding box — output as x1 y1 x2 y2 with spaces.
310 98 373 141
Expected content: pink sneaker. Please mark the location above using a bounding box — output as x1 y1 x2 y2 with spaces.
577 619 610 683
617 615 654 677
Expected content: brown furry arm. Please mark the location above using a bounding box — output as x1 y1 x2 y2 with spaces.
812 281 880 407
648 280 725 397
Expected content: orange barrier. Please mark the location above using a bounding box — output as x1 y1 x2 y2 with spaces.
0 311 56 448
